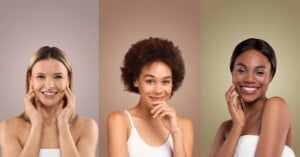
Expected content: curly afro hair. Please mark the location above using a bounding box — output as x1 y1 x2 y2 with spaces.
121 37 185 94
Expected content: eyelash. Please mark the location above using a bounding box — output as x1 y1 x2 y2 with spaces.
145 79 171 85
54 75 63 79
36 75 45 79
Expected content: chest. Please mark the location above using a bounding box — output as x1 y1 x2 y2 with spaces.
18 124 80 148
241 114 262 135
132 118 169 147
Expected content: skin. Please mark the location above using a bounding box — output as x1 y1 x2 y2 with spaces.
209 50 293 157
108 61 194 157
0 59 98 157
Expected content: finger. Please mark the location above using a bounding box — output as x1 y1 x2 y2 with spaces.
225 84 235 98
236 96 243 110
151 105 165 118
65 86 75 108
151 103 164 113
156 111 170 119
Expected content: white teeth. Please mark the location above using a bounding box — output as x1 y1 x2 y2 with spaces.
44 92 56 96
243 87 256 92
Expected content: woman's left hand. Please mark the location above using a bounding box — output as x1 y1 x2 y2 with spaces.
56 86 76 128
151 101 179 132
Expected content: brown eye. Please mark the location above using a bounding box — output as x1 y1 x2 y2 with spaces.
54 75 63 79
162 80 171 85
256 71 265 76
36 75 45 79
146 79 154 84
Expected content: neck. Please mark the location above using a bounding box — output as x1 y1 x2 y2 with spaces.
242 96 267 116
134 100 153 119
39 104 60 125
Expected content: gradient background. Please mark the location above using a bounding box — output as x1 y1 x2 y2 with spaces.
99 0 200 157
201 0 300 156
0 0 99 156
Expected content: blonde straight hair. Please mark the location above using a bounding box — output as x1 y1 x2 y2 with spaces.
21 46 76 122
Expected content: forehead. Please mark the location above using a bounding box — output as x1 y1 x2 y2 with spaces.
140 61 172 77
31 59 68 74
235 50 270 68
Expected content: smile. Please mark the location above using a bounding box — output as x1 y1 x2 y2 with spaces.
241 86 258 93
42 91 58 97
149 96 163 101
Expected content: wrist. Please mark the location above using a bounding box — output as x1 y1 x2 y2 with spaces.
170 127 182 136
232 123 244 133
57 120 70 130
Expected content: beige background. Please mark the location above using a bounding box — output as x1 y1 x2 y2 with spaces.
99 0 200 157
0 0 99 156
201 0 300 156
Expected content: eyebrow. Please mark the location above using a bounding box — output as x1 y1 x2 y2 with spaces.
235 63 267 69
143 74 172 79
34 72 65 75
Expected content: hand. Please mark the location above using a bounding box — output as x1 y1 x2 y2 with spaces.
56 86 76 128
151 101 180 132
24 83 43 126
225 84 245 128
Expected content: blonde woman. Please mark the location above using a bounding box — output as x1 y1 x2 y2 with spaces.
0 46 98 157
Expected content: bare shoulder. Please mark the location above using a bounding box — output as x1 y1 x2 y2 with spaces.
265 96 290 113
219 119 233 137
72 116 98 135
107 110 129 126
0 116 29 144
176 115 193 128
0 116 28 135
107 110 130 137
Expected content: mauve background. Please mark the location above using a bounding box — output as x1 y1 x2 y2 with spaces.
0 0 99 156
99 0 201 157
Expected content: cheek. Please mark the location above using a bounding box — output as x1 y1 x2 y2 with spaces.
31 80 43 91
232 73 239 83
55 81 68 90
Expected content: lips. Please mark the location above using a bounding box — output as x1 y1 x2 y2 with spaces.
149 96 163 102
42 91 58 97
240 86 259 94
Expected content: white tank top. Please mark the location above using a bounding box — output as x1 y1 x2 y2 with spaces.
39 149 60 157
234 135 295 157
124 110 174 157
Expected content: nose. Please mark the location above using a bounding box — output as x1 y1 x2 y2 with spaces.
44 78 55 88
153 83 163 94
244 72 256 83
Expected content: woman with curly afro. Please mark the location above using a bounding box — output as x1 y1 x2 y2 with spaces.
107 37 194 157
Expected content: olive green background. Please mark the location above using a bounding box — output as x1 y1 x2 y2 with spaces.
200 0 300 156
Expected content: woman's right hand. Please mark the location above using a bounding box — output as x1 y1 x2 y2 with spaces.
24 83 43 126
225 84 245 128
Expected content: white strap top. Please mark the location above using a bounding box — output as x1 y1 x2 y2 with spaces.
39 149 60 157
124 110 174 157
234 135 295 157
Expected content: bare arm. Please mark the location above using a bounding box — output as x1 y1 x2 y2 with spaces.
56 87 98 157
255 97 292 157
0 119 42 157
151 101 194 157
107 111 130 157
58 118 98 157
209 84 245 157
173 117 194 157
209 121 243 157
0 84 44 157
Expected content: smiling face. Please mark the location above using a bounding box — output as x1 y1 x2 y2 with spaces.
232 50 272 103
30 59 69 107
134 61 173 109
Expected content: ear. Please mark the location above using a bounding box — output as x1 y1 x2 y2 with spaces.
133 79 138 87
268 74 273 82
